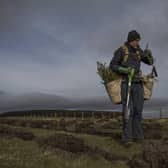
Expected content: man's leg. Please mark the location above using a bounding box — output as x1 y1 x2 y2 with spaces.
131 83 144 140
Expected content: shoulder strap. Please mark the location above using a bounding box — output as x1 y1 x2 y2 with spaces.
119 45 141 64
121 45 129 63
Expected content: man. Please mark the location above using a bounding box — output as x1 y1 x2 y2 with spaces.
109 30 153 143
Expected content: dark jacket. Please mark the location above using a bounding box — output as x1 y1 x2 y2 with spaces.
109 42 152 81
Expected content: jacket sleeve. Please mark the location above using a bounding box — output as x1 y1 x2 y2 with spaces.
139 48 153 65
109 47 124 73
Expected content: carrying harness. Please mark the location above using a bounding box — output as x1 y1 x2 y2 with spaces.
121 45 129 63
120 45 141 64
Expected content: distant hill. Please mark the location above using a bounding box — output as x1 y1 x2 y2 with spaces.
144 97 168 109
0 91 167 113
0 92 73 112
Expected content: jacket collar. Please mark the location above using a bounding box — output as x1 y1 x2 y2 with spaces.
124 41 139 52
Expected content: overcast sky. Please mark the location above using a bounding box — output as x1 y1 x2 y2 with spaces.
0 0 168 99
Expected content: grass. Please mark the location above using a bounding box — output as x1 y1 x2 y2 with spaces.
0 117 168 168
0 137 117 168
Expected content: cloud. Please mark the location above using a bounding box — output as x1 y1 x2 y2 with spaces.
0 0 168 99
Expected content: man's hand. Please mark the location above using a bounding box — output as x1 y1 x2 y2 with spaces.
143 49 154 65
144 49 152 56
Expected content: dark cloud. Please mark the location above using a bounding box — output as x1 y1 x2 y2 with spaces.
0 0 167 100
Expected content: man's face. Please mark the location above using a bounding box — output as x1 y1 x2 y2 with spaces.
130 39 140 48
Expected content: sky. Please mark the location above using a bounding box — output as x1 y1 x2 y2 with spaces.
0 0 168 99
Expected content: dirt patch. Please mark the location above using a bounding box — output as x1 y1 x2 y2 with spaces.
129 154 150 168
37 133 89 154
143 121 164 140
129 138 168 168
0 125 35 140
143 121 164 130
2 117 166 141
75 120 94 131
0 122 127 163
0 118 58 129
0 118 80 131
75 126 121 139
144 129 163 140
89 146 127 162
100 120 121 129
94 118 110 123
36 132 126 162
0 118 16 125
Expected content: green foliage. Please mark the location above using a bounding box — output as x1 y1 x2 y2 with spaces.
96 61 121 84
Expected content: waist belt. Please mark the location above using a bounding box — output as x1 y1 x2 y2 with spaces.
122 76 142 83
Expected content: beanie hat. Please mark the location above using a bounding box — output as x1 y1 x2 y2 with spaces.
127 30 141 42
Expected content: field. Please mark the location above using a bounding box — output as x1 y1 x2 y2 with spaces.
0 115 168 168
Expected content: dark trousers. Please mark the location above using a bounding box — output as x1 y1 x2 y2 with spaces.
121 81 144 141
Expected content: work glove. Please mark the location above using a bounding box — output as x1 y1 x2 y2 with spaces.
128 67 135 80
143 49 154 65
117 66 136 77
